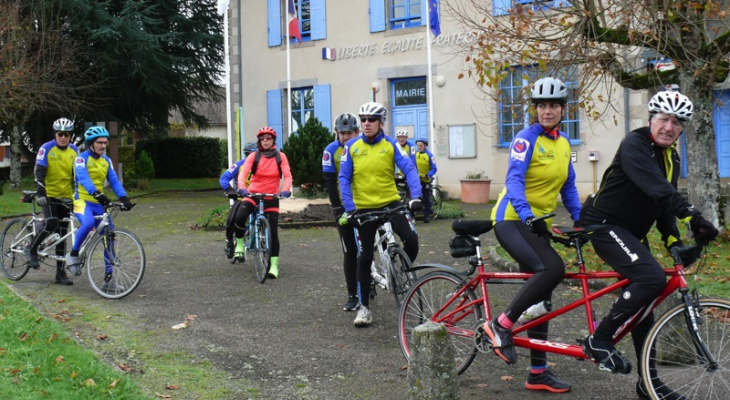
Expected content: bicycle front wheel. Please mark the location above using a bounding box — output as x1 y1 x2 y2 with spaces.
253 217 270 283
86 229 146 299
640 297 730 400
431 186 443 220
398 271 482 375
388 246 417 308
1 219 32 281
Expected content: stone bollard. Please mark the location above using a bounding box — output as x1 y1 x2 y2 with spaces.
407 321 459 400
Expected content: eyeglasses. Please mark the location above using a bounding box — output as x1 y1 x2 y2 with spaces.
259 136 274 141
95 141 109 146
360 117 380 123
55 132 71 137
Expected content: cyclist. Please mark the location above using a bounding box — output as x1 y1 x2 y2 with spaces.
322 113 360 311
232 126 293 279
486 77 581 393
26 118 79 285
580 91 718 399
66 126 134 291
395 129 416 157
338 102 422 327
413 138 437 223
220 141 258 260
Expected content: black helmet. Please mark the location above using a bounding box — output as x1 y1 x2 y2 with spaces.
334 113 359 133
243 142 258 157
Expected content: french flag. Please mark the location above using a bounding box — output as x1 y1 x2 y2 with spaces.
322 47 336 61
288 0 302 42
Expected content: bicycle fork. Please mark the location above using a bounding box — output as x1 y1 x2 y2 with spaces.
681 290 718 371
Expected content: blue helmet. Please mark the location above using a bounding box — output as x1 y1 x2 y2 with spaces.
416 138 429 146
84 126 109 146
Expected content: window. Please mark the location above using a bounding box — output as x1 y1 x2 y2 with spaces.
493 0 568 16
292 0 312 42
290 87 314 134
497 66 580 146
266 85 331 147
267 0 326 47
390 0 422 29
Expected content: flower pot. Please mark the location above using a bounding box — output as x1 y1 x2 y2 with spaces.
460 179 491 204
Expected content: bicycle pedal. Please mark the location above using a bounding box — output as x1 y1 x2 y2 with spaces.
473 322 493 354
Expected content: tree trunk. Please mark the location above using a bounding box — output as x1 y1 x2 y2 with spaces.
9 125 24 190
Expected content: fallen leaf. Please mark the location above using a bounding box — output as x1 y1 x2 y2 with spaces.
186 315 198 321
476 383 489 388
84 378 96 387
172 321 188 330
55 356 65 363
155 393 173 399
96 334 108 341
0 348 6 355
70 371 77 379
108 379 120 388
547 361 556 367
300 243 307 246
166 384 180 390
500 375 513 381
138 295 147 298
35 316 42 322
10 369 21 375
400 365 408 370
47 333 58 343
19 332 27 341
118 363 133 372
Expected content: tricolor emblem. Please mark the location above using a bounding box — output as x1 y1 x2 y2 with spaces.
322 47 336 61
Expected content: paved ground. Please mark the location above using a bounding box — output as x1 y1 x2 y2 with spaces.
4 191 642 400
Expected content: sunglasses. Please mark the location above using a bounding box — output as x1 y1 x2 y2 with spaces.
360 117 380 123
55 132 71 137
259 136 274 141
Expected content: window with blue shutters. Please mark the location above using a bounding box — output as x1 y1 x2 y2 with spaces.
371 0 437 33
268 85 331 142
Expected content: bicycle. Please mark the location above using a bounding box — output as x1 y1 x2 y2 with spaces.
231 193 279 283
395 173 443 220
397 215 729 400
1 190 146 299
352 204 418 308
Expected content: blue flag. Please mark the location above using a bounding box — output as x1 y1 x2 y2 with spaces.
429 0 441 37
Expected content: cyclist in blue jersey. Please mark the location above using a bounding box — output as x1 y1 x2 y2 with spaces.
338 102 422 327
413 138 437 223
485 77 582 393
26 118 79 285
66 126 133 292
322 113 360 311
221 142 258 260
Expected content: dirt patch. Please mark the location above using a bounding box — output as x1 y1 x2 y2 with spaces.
280 203 333 223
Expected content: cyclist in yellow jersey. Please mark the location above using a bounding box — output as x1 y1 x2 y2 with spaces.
486 77 582 393
338 102 422 327
322 113 360 311
26 118 79 285
413 138 437 223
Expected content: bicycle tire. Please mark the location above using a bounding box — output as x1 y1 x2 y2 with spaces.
398 271 482 375
1 219 33 281
640 297 730 400
254 217 270 283
388 246 417 308
86 229 146 299
431 186 443 220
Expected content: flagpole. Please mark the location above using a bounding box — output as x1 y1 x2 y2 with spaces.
426 1 436 184
222 4 234 166
286 1 292 142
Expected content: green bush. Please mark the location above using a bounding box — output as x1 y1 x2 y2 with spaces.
136 151 155 180
439 203 465 219
135 137 222 178
281 117 332 195
118 145 136 183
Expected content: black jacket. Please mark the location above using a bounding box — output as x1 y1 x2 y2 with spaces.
580 127 698 242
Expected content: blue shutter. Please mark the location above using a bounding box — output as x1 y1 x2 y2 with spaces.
313 84 332 132
493 0 510 16
267 89 284 148
311 0 327 40
268 0 282 47
553 0 566 8
369 0 386 33
421 0 428 27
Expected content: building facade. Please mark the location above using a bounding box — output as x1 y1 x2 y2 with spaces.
221 0 730 200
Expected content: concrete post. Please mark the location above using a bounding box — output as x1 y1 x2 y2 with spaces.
407 321 459 400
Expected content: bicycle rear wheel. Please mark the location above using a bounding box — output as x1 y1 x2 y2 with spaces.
431 187 443 220
640 297 730 400
253 217 270 283
398 271 482 375
1 219 32 281
86 229 146 299
388 246 417 308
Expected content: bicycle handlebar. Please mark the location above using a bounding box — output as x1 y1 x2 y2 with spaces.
352 204 409 226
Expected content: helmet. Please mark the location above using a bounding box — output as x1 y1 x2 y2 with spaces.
648 91 693 122
243 142 258 157
531 77 568 104
53 118 74 132
416 138 429 146
334 113 359 132
358 102 387 122
395 130 409 137
257 126 277 138
84 126 109 145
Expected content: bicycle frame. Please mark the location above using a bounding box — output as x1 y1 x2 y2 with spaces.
37 210 112 265
245 193 277 252
370 221 397 289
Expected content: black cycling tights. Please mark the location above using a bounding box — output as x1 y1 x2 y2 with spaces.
233 198 281 258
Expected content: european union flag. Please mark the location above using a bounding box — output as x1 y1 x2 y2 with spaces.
429 0 441 37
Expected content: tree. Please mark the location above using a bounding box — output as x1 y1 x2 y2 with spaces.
0 0 96 189
281 117 332 195
445 0 730 227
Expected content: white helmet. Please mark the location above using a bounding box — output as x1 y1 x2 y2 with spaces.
358 102 387 122
53 118 74 132
334 113 359 132
648 91 693 122
395 129 409 137
531 77 567 104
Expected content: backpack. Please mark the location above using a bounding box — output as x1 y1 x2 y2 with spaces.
250 150 282 178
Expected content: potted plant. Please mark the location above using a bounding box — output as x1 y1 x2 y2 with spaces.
460 170 491 204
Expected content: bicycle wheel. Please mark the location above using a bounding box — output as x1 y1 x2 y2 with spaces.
640 297 730 400
388 246 417 308
398 271 482 375
86 229 146 299
431 187 443 220
253 217 270 283
1 219 32 281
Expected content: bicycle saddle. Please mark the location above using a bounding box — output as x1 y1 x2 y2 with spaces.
451 219 493 236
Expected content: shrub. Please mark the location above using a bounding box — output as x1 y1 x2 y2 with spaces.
281 117 332 196
439 203 465 219
135 151 155 190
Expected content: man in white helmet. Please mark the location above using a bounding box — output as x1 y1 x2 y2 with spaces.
581 91 718 399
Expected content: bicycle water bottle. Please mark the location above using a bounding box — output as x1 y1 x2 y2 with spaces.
43 233 61 248
513 300 552 328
